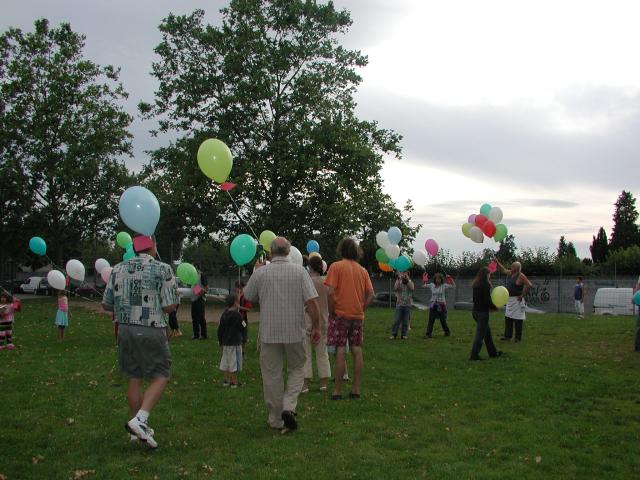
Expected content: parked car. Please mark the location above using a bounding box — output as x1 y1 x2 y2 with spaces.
2 279 23 294
177 280 194 300
19 276 44 294
73 282 104 297
593 288 634 315
36 278 53 296
207 287 230 302
371 292 429 310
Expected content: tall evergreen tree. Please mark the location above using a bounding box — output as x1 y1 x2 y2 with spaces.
557 235 569 258
590 227 608 263
609 190 640 250
496 234 517 262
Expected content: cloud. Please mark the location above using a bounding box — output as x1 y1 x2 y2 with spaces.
355 86 640 191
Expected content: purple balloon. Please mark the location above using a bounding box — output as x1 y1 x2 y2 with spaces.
468 214 476 224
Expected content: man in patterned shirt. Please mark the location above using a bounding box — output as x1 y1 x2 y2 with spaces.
102 235 178 449
244 237 320 432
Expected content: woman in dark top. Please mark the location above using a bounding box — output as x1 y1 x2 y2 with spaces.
470 267 502 361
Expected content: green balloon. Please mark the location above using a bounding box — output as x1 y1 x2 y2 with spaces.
493 224 508 242
375 248 390 264
197 138 233 183
230 234 257 266
480 203 492 216
116 231 132 249
259 230 277 252
177 262 198 286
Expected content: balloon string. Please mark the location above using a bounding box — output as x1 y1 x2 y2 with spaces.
225 190 259 240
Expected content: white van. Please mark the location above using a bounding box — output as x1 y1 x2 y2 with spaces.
593 288 635 316
20 276 44 294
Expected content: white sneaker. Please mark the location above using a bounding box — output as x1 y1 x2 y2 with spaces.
126 417 158 449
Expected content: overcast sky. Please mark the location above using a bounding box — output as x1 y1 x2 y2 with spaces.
3 0 639 258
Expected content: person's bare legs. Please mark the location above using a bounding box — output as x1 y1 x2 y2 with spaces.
351 346 363 395
333 346 347 396
127 378 144 416
140 377 169 413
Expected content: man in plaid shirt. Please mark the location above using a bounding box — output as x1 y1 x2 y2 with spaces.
244 237 320 432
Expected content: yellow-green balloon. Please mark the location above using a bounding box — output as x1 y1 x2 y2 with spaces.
491 286 509 308
461 222 473 238
259 230 276 252
197 139 233 183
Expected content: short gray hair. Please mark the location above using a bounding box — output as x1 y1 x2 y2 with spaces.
511 261 522 273
270 237 291 257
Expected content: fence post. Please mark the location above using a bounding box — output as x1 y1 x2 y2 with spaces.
557 264 562 313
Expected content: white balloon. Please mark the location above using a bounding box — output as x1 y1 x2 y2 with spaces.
488 206 503 224
287 246 304 266
66 259 85 282
94 258 110 275
469 226 484 243
376 231 391 248
322 260 328 274
100 266 113 284
384 244 400 260
412 250 428 266
47 270 66 290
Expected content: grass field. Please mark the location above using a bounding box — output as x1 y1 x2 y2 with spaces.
2 299 639 479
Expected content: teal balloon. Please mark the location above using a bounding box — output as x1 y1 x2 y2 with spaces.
123 245 135 261
230 234 257 266
480 203 492 216
177 262 198 285
388 257 399 269
375 248 390 264
395 255 411 272
29 236 47 256
633 291 640 306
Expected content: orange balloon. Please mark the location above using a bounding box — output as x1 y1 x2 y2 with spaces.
379 262 393 272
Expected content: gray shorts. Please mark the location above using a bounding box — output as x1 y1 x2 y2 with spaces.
118 324 171 379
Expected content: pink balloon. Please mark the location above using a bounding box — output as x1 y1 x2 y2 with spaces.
488 260 497 273
468 214 477 224
425 239 439 257
100 266 113 284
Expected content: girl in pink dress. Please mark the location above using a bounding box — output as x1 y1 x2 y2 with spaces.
0 292 20 350
54 290 69 341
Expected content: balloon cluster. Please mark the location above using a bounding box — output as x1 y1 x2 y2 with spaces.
374 227 412 272
28 236 93 290
461 203 508 244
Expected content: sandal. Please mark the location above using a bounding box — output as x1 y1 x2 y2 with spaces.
349 392 360 399
330 394 343 400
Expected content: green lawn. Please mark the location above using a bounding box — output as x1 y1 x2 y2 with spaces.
2 299 639 479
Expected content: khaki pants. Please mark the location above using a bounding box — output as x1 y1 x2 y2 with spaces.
303 332 331 379
260 342 306 428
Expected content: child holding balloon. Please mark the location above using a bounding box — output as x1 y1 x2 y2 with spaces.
423 273 455 337
0 292 21 350
54 289 69 341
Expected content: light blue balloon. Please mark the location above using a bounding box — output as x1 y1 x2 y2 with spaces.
306 240 320 254
395 255 411 272
118 186 160 236
387 226 402 245
29 236 47 256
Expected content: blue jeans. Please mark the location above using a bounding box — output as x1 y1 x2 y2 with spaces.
470 310 498 359
391 306 411 337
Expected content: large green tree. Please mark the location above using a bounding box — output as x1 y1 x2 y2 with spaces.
609 190 639 250
140 1 417 255
0 19 132 265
